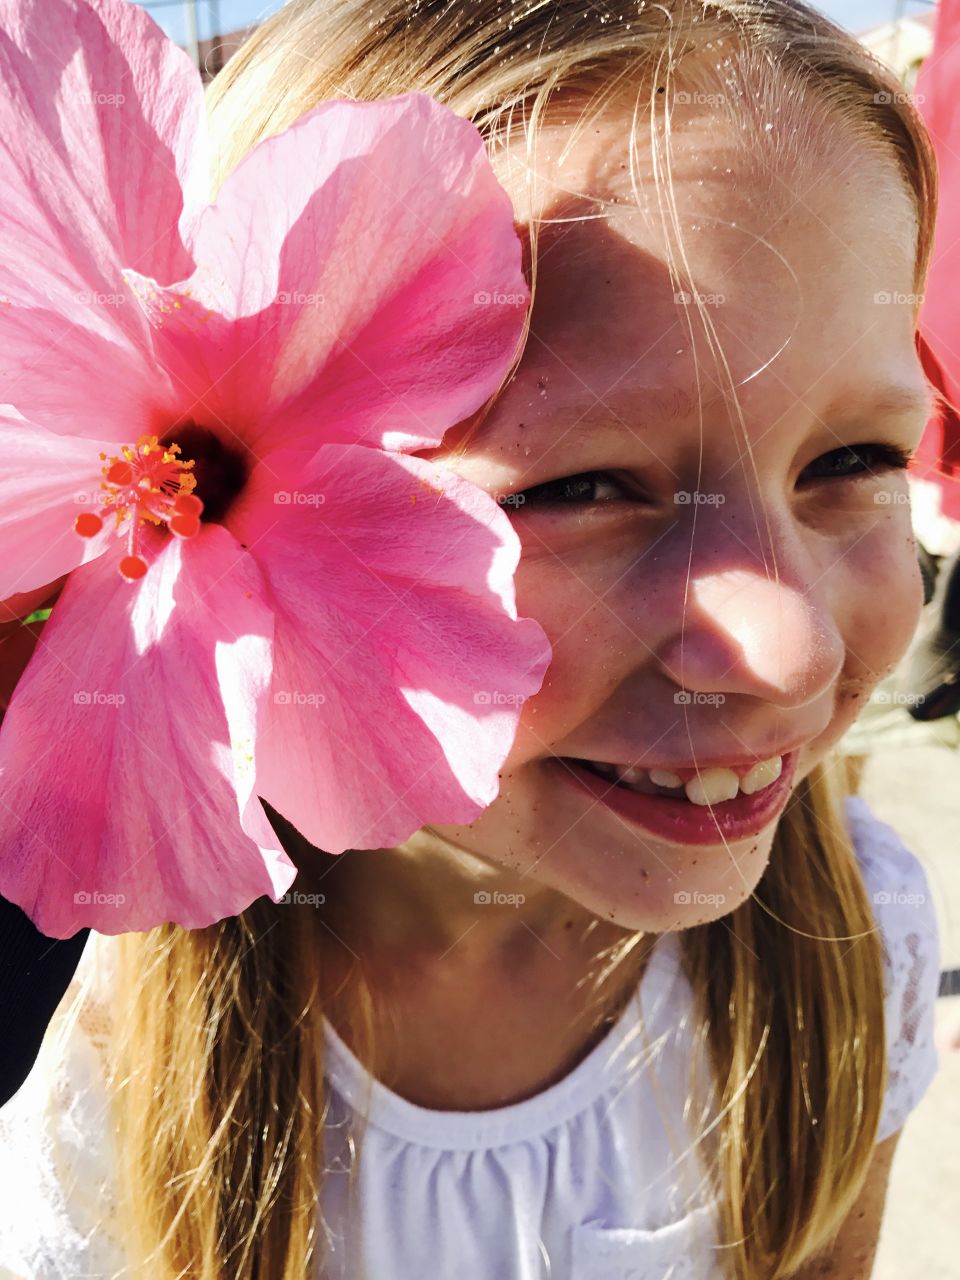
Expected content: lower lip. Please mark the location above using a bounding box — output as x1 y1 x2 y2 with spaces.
552 753 798 845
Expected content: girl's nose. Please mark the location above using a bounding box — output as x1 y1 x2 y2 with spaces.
655 567 845 708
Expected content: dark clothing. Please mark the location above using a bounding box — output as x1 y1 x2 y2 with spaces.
0 894 89 1107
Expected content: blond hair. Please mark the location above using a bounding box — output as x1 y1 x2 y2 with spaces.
101 3 937 1276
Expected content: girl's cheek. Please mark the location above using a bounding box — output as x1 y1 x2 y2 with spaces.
834 521 924 683
503 505 924 774
510 625 623 760
507 560 640 760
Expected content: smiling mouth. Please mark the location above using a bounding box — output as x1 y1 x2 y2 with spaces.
550 752 799 845
566 755 784 806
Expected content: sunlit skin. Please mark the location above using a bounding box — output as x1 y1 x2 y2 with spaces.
301 90 934 1080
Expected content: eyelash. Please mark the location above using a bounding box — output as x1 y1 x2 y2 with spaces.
796 442 913 484
508 443 913 508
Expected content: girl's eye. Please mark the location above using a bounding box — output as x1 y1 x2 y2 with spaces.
798 442 913 484
505 446 913 509
507 470 632 508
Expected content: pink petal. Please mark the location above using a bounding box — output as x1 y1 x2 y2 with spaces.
0 408 120 598
227 445 552 854
0 292 180 442
127 93 528 455
0 0 205 438
0 523 297 937
0 0 204 284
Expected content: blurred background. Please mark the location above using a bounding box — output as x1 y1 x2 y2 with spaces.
145 2 958 1275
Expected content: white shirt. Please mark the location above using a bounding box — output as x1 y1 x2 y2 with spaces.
0 796 942 1280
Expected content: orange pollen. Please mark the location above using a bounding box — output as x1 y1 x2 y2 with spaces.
73 434 204 580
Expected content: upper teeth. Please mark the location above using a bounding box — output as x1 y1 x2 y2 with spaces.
585 755 783 806
738 756 783 795
650 768 683 788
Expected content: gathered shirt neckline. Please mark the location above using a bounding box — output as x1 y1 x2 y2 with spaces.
320 929 683 1151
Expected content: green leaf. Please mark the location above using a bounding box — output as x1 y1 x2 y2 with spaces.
22 607 53 625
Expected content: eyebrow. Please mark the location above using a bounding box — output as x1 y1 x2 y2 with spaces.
491 379 937 447
484 386 698 448
822 382 939 424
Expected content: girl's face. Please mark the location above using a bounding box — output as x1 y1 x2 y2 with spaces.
414 104 933 934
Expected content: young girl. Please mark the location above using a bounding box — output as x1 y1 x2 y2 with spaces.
0 1 944 1277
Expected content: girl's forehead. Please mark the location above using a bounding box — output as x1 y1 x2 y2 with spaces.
496 103 914 275
435 203 926 471
484 110 918 411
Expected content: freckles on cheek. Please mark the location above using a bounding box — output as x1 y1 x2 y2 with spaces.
514 623 615 746
840 532 923 683
509 569 627 750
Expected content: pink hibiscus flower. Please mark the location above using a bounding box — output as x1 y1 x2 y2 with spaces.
0 0 551 938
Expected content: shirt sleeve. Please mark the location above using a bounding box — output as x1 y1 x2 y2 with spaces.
844 794 942 1145
0 937 128 1280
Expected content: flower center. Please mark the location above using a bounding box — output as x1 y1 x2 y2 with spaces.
74 425 249 581
159 425 249 526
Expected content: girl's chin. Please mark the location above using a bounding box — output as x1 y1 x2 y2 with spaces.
542 831 776 933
